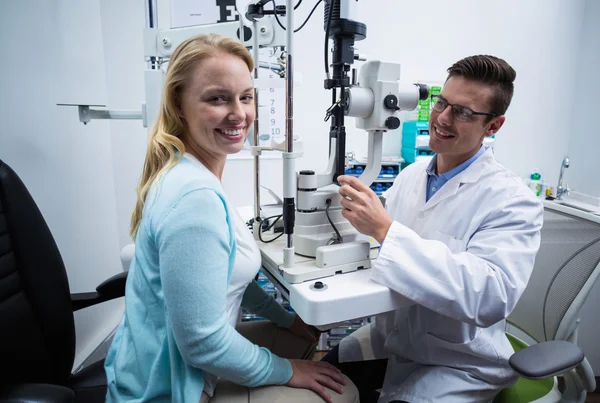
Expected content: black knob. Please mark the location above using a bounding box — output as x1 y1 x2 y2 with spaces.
236 26 253 42
385 116 401 130
383 94 400 111
415 83 430 101
314 281 324 289
299 170 315 175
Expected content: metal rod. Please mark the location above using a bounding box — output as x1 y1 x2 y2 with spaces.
283 0 296 258
144 0 152 28
78 106 143 125
239 10 245 44
333 37 346 181
286 13 293 155
149 0 158 28
252 21 262 226
145 0 159 70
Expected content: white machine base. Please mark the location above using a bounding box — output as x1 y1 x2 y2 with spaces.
316 240 371 270
260 238 377 283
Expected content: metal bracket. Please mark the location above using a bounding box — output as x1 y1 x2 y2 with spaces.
57 104 146 126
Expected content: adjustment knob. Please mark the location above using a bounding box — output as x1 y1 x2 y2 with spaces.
385 116 401 130
236 26 253 42
383 94 400 111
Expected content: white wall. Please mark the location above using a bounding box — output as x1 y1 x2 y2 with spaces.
2 0 599 372
565 0 600 375
567 0 600 199
0 0 125 370
97 0 149 250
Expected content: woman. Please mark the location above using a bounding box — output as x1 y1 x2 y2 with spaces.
104 34 358 403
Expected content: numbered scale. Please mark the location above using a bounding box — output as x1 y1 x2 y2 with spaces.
175 0 288 147
257 47 286 147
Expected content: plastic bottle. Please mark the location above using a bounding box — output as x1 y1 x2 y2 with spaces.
538 181 547 199
529 169 542 197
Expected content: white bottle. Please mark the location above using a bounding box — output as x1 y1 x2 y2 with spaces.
529 169 542 197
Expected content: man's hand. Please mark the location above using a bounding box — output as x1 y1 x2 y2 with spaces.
288 314 320 342
337 175 393 244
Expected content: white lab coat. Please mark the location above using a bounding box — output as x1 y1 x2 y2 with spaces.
339 147 544 403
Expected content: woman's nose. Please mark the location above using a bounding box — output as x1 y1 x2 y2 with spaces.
228 100 245 122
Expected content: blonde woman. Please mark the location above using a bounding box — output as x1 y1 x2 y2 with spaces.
103 34 358 403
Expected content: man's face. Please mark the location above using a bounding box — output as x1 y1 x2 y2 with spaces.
429 76 504 162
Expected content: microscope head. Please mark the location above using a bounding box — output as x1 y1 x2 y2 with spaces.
344 60 429 132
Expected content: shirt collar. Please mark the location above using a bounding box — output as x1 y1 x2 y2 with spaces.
426 144 487 180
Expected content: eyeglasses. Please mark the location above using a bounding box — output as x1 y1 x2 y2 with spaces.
431 95 498 122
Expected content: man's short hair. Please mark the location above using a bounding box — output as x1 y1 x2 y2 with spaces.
447 55 516 116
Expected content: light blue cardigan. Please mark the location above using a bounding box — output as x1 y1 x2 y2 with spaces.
104 155 293 402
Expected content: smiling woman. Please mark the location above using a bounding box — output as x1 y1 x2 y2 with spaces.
176 53 256 170
129 33 257 239
103 33 358 403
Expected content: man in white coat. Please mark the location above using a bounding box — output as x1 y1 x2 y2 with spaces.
322 55 544 403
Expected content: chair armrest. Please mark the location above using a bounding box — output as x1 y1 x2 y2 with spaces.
96 271 128 298
0 383 74 402
71 271 128 311
509 340 584 379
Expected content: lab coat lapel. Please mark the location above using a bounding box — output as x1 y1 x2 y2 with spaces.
422 176 462 212
394 166 427 230
392 169 427 230
411 168 428 211
422 148 493 212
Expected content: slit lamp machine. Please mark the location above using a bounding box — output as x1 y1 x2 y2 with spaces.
68 0 429 283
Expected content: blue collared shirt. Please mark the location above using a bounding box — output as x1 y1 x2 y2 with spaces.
426 145 487 202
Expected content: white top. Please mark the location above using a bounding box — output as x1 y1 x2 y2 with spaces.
184 154 262 396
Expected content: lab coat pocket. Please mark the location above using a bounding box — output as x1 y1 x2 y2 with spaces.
425 329 506 384
432 230 465 254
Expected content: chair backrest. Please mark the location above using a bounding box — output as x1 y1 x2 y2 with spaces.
0 159 75 386
508 208 600 343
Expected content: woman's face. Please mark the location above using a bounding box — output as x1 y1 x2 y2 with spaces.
178 53 255 161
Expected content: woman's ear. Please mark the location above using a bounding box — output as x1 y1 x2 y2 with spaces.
175 95 185 119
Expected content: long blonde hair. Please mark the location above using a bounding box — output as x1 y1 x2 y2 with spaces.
130 34 254 239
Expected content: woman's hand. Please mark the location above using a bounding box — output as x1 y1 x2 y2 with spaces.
287 359 347 403
288 314 320 342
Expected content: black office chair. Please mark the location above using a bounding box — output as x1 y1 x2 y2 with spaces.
0 159 127 402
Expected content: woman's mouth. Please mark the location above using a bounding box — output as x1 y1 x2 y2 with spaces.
215 127 246 140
